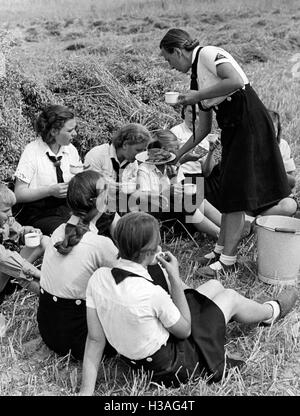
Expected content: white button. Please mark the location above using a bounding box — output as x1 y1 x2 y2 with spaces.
75 300 81 306
40 288 44 294
227 96 232 101
130 360 136 365
53 296 57 302
146 357 153 362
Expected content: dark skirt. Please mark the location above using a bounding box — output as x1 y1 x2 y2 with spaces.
37 289 89 360
121 288 226 386
15 197 71 236
215 85 290 213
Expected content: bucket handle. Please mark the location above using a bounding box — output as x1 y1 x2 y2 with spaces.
274 227 298 234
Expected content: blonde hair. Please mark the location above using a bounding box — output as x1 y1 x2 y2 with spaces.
0 183 16 209
112 123 152 149
152 129 179 151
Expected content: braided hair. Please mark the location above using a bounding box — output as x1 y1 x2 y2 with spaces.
159 28 199 53
54 170 107 255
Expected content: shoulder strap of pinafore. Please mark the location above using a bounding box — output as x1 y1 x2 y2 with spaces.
190 47 202 91
190 46 211 115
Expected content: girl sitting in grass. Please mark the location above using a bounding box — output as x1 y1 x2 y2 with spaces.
136 129 221 239
37 170 118 360
79 211 297 394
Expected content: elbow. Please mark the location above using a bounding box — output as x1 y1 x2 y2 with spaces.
232 76 244 90
178 325 192 340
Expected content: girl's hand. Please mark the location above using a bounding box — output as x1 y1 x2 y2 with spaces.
165 165 177 179
179 152 200 164
178 91 201 106
23 226 35 234
157 251 180 279
207 134 220 152
50 183 69 198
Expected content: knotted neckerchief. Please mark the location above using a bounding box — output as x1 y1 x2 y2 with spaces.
46 152 64 183
111 158 130 183
111 264 169 294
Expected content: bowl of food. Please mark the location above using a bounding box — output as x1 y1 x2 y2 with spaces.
136 149 176 165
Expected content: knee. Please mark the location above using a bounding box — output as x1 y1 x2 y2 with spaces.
209 279 224 291
279 198 297 216
224 288 240 303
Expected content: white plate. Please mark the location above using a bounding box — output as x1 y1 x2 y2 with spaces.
135 150 176 165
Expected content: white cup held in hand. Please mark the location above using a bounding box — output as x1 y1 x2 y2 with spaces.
165 91 179 105
24 232 41 248
183 183 197 195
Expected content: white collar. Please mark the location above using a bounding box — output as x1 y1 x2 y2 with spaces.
39 138 70 157
116 258 153 281
67 215 98 234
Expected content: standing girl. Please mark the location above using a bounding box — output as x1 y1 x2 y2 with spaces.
79 212 297 395
159 29 290 278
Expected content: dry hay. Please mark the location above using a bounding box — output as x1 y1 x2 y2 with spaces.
45 55 179 157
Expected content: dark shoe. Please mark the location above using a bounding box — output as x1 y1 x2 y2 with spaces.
226 357 246 371
198 261 239 279
260 287 298 327
198 251 220 266
276 286 298 320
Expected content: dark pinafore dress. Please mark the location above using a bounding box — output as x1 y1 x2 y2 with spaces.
111 265 227 386
191 48 290 213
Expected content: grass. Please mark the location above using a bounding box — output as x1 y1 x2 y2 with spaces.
1 0 300 397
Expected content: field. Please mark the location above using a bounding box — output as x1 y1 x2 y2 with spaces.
0 0 300 397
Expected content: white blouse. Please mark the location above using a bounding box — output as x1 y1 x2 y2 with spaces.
86 258 180 359
193 45 249 109
15 138 82 188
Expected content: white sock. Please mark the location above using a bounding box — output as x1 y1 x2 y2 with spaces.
262 301 280 324
214 244 224 254
245 214 255 223
204 251 218 260
219 253 237 266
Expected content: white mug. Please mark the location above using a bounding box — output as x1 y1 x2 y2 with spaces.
24 232 41 248
183 184 197 195
165 91 179 105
